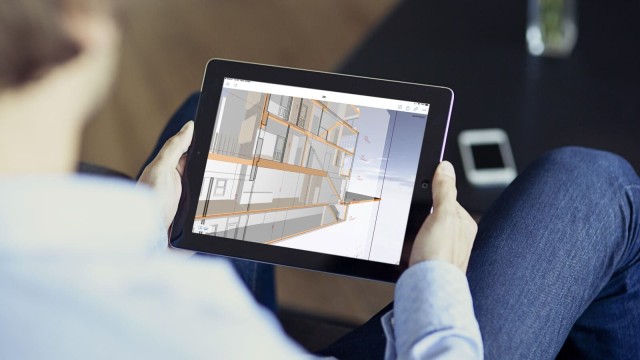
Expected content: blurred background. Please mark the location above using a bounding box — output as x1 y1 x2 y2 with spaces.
81 0 398 177
81 0 640 351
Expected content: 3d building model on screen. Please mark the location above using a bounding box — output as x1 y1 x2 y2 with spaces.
193 86 425 263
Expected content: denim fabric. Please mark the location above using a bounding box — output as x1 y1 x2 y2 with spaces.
140 92 277 313
467 147 640 359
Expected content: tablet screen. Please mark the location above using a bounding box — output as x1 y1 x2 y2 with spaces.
192 78 429 265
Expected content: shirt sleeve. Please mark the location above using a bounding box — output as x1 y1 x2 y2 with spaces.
382 260 484 360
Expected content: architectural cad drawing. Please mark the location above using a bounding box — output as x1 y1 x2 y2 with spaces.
194 88 397 246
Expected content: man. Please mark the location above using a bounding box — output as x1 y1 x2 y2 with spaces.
0 1 480 358
1 1 639 359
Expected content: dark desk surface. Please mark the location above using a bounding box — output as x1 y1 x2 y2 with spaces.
340 0 640 212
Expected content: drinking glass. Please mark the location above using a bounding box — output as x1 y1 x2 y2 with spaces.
527 0 578 57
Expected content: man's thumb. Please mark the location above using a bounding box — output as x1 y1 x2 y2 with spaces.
432 161 457 209
156 121 194 168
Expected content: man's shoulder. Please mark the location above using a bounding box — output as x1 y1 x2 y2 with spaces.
0 174 165 257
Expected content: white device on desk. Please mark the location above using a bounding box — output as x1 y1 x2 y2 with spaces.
458 128 517 187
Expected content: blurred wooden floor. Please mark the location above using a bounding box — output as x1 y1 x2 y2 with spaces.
81 0 397 326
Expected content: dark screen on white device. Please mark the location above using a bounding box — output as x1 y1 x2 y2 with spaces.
471 144 505 169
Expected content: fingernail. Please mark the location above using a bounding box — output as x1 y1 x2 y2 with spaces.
182 121 194 131
439 161 456 179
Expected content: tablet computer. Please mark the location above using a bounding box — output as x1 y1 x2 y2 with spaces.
172 59 453 282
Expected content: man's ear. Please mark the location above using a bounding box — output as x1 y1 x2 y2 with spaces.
61 5 119 57
30 8 122 129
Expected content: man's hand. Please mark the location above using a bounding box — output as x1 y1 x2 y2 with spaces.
409 161 478 273
138 121 194 232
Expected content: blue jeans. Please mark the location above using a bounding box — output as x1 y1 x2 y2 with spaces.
468 147 640 359
148 94 640 359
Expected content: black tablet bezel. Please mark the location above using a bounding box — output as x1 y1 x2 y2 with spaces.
172 59 453 283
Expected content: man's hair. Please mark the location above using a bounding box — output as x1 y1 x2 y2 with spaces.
0 0 106 90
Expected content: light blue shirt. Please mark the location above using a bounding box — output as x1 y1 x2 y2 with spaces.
383 262 484 359
0 175 482 359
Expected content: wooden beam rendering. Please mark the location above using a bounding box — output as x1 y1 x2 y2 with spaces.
195 202 331 220
267 114 354 156
208 153 328 177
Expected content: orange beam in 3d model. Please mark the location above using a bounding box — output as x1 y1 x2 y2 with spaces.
195 202 331 220
208 153 328 177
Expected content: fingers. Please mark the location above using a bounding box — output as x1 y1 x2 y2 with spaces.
177 153 188 177
432 161 457 211
155 121 194 169
456 202 479 238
